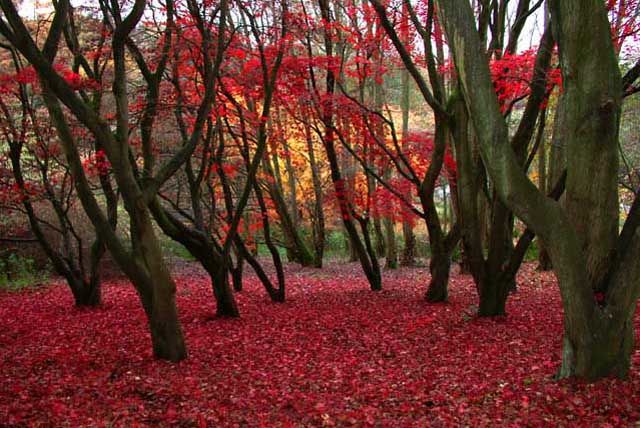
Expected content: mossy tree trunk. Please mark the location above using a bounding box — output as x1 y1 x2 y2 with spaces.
448 22 554 316
436 0 640 379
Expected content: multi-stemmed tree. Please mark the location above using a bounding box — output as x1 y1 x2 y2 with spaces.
435 0 640 379
0 0 196 360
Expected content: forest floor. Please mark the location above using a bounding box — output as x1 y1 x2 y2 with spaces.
1 260 639 427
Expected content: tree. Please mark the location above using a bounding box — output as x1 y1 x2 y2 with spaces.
398 1 416 267
435 0 640 379
0 0 194 360
140 0 243 317
218 0 291 302
298 0 383 291
372 0 565 312
370 0 461 302
457 29 558 316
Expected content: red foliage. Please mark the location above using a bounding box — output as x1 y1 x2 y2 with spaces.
607 0 640 56
489 50 562 113
438 49 562 113
1 65 101 92
0 181 42 205
82 149 111 177
1 263 639 427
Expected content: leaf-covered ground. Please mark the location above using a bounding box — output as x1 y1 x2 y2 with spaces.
1 262 639 427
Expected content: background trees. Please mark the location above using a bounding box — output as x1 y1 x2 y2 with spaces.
0 50 112 306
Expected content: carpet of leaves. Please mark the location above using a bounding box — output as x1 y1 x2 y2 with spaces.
1 262 639 427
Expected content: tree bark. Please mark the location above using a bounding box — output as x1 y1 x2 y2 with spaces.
400 221 416 267
536 110 552 271
425 251 451 302
384 216 398 269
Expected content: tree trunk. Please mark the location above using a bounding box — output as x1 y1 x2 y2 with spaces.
373 216 386 257
399 39 416 268
264 155 315 267
140 275 187 362
251 172 287 301
234 236 285 302
537 245 552 271
83 236 110 307
549 0 626 378
305 118 325 268
131 204 188 361
477 275 510 316
66 276 100 307
79 278 101 307
458 246 472 274
400 221 416 266
417 116 458 303
478 196 515 314
560 310 635 380
268 149 296 263
442 183 448 231
231 251 244 292
537 109 552 271
425 251 451 302
211 264 240 317
384 216 398 269
282 138 299 229
345 229 358 262
353 218 383 291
